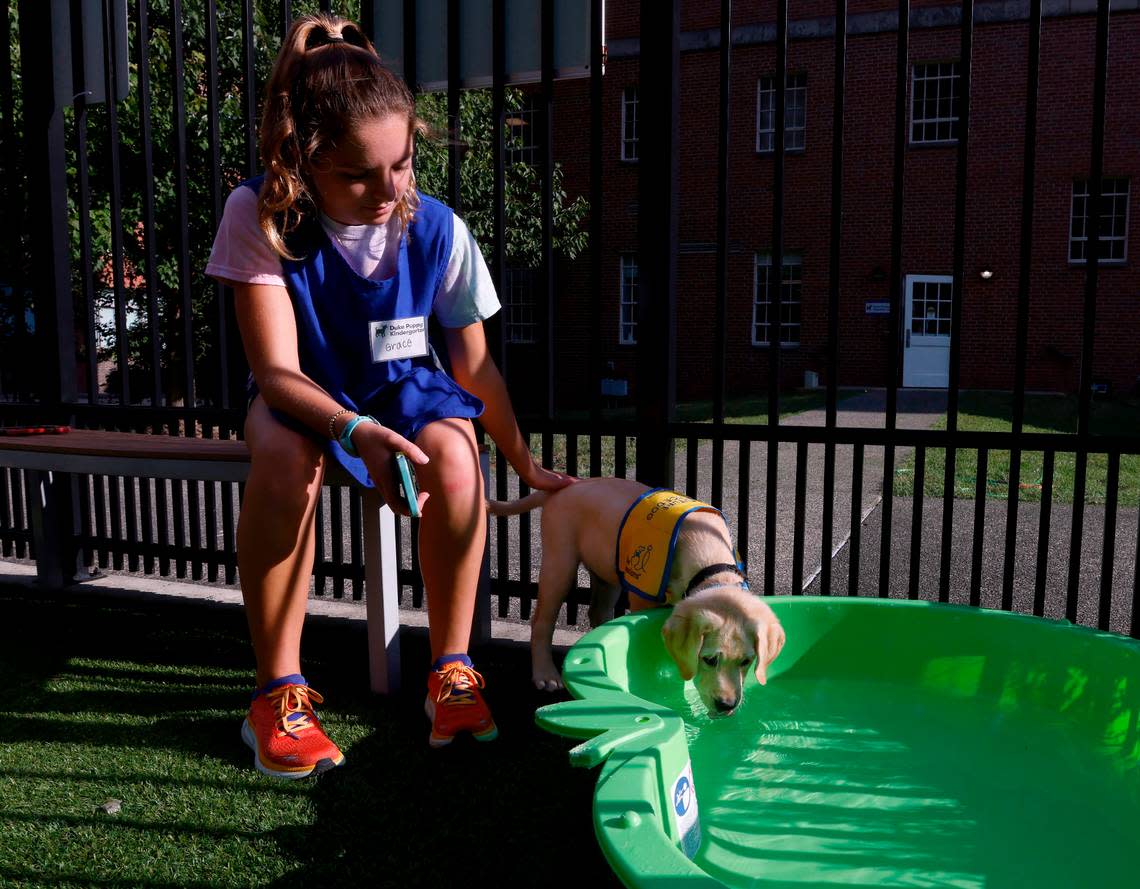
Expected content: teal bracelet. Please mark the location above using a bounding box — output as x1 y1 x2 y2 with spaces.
339 414 380 458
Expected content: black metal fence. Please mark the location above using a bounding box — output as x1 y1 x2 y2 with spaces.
2 0 1138 637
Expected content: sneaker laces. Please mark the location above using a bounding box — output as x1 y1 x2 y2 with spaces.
266 684 325 738
434 663 485 707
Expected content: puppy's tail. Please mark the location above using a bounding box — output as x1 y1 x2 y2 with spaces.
486 490 550 517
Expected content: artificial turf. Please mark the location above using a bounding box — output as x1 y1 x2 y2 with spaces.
0 584 619 888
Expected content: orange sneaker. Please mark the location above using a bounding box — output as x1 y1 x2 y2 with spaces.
424 655 499 748
241 674 345 779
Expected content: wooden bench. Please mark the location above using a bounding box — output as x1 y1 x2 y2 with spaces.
0 429 493 695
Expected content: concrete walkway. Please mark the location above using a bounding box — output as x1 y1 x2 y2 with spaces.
828 495 1137 637
692 387 949 598
487 388 951 629
489 387 1136 637
0 558 585 648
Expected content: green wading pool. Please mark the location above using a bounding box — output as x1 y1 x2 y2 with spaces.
535 598 1140 888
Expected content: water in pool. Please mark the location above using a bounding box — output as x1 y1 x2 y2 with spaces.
667 677 1137 888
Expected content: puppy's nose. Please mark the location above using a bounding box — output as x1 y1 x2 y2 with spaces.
714 698 737 713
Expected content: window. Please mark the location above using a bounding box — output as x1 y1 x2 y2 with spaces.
504 267 538 344
910 279 953 337
621 86 639 161
1070 178 1130 263
619 254 639 344
505 96 539 166
756 74 807 153
753 253 802 346
911 62 960 143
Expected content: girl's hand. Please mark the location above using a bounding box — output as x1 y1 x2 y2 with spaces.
352 420 431 517
518 459 577 492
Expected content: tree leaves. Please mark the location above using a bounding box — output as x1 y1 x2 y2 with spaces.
414 88 589 269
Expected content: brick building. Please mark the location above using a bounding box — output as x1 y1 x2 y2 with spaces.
499 0 1138 414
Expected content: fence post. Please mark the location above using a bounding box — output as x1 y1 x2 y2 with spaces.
636 0 680 489
20 0 77 413
18 2 79 584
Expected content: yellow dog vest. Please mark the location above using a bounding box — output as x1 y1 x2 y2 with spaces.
617 488 740 605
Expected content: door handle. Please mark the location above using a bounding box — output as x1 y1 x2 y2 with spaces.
905 330 911 348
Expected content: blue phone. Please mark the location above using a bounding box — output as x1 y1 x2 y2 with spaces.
394 452 421 518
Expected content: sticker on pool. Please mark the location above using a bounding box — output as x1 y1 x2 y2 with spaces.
672 759 701 859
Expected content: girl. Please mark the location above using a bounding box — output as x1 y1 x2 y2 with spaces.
206 14 573 777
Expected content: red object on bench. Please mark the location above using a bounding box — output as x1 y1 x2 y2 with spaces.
0 425 71 435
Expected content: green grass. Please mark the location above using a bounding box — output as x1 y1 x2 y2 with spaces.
0 588 613 888
892 393 1140 505
506 390 848 477
535 390 839 426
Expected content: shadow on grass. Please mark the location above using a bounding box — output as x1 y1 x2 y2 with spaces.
277 627 620 887
0 584 620 888
0 591 261 763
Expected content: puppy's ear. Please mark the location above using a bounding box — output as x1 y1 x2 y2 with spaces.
662 607 715 681
748 618 786 686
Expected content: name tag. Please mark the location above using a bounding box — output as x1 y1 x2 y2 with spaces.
370 316 429 363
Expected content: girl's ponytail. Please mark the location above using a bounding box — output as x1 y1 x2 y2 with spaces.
257 14 423 259
258 17 328 258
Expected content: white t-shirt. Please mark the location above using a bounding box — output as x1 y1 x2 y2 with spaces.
205 185 500 328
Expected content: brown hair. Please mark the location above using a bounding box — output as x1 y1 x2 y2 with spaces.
257 14 427 258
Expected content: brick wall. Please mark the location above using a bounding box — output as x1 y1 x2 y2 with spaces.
501 2 1139 413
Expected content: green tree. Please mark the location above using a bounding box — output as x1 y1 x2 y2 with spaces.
79 0 288 407
7 1 587 408
414 88 589 268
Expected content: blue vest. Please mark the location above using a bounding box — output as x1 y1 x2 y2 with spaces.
241 176 484 486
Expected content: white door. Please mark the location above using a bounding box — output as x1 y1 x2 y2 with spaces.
903 275 953 388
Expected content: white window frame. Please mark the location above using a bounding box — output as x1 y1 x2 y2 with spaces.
752 253 803 347
619 253 639 344
1069 178 1130 264
756 73 807 153
505 96 539 167
621 86 639 162
907 276 954 338
504 266 538 344
910 62 960 144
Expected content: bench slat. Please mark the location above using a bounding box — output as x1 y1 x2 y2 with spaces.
0 430 248 462
0 430 360 485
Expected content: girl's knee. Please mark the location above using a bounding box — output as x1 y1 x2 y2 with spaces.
428 442 482 498
419 422 482 498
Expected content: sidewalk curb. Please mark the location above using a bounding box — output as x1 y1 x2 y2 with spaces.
0 559 584 649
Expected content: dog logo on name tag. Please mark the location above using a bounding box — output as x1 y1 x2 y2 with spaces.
370 317 429 363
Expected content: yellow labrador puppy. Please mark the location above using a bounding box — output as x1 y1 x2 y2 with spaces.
488 477 785 717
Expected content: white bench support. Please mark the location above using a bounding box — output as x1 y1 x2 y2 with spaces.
362 490 401 693
362 447 494 693
473 447 493 644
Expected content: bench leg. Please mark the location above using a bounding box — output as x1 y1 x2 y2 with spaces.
26 469 81 589
471 448 493 647
362 490 400 694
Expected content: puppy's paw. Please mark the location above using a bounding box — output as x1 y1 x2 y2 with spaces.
532 663 565 692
